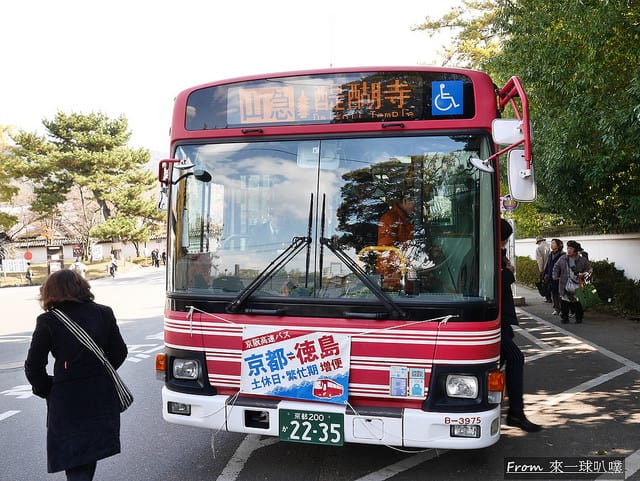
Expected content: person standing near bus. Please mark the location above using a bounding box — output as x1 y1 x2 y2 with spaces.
24 269 128 481
535 236 551 302
543 239 564 315
552 240 592 324
500 219 542 433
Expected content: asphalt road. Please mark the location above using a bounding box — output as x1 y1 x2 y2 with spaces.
1 270 638 480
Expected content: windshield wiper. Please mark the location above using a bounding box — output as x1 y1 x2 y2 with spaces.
320 236 407 319
227 235 311 313
228 194 315 314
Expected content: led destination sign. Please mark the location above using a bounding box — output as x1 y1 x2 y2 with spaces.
185 71 474 130
233 76 418 124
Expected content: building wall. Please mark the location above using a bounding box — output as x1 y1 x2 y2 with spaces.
9 239 167 266
515 233 640 280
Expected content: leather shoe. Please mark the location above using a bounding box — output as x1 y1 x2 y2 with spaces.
506 412 542 432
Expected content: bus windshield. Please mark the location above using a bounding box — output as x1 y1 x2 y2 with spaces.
168 134 496 308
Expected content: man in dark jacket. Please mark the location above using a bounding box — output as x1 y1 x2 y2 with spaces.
500 219 542 433
543 239 565 315
25 269 128 481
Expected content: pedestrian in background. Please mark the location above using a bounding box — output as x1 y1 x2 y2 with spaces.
543 239 564 315
109 253 118 278
70 257 88 278
535 236 551 302
24 269 128 481
552 240 593 324
500 219 542 433
25 261 34 286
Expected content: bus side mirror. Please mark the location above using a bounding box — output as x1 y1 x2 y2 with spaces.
492 119 526 144
508 150 536 202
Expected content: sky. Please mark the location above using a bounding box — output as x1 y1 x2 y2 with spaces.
1 0 458 155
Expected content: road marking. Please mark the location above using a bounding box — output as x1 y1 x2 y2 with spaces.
518 309 639 410
127 343 159 353
125 343 162 362
618 449 640 480
520 309 640 481
518 309 640 371
353 449 446 481
143 345 165 354
513 324 555 351
515 320 599 363
0 361 24 371
0 410 21 421
1 385 33 399
0 335 31 344
215 434 279 481
540 366 633 407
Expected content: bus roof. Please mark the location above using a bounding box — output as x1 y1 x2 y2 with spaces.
170 66 499 144
179 66 494 92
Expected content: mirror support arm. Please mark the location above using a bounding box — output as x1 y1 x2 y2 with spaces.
484 139 525 164
497 77 532 169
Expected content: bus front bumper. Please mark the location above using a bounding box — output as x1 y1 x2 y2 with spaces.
161 386 501 449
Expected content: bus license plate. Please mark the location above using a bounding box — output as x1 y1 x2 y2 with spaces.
279 409 344 446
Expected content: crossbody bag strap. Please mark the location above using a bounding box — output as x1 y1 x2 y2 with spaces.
50 308 131 407
51 308 109 363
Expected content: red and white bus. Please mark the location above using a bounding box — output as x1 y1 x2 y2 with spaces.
155 66 534 449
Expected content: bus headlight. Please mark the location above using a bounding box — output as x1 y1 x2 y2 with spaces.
445 375 478 399
173 359 200 380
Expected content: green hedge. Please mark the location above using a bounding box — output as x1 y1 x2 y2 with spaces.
514 256 541 287
515 255 640 317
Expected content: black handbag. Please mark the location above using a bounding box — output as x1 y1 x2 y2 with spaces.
51 308 133 412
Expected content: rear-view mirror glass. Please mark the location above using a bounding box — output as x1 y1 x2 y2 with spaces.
507 149 536 202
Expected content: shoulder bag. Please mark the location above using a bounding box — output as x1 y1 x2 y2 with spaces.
565 277 581 294
51 308 133 412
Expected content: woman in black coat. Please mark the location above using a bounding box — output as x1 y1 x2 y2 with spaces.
25 269 128 481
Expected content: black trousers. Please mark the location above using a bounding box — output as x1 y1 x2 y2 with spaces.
501 325 525 413
561 298 583 322
65 462 97 481
551 288 561 311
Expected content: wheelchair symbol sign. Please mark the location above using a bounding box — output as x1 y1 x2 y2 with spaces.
432 81 463 115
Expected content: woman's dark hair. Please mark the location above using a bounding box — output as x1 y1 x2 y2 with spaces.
552 238 563 250
566 240 582 250
39 269 94 310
